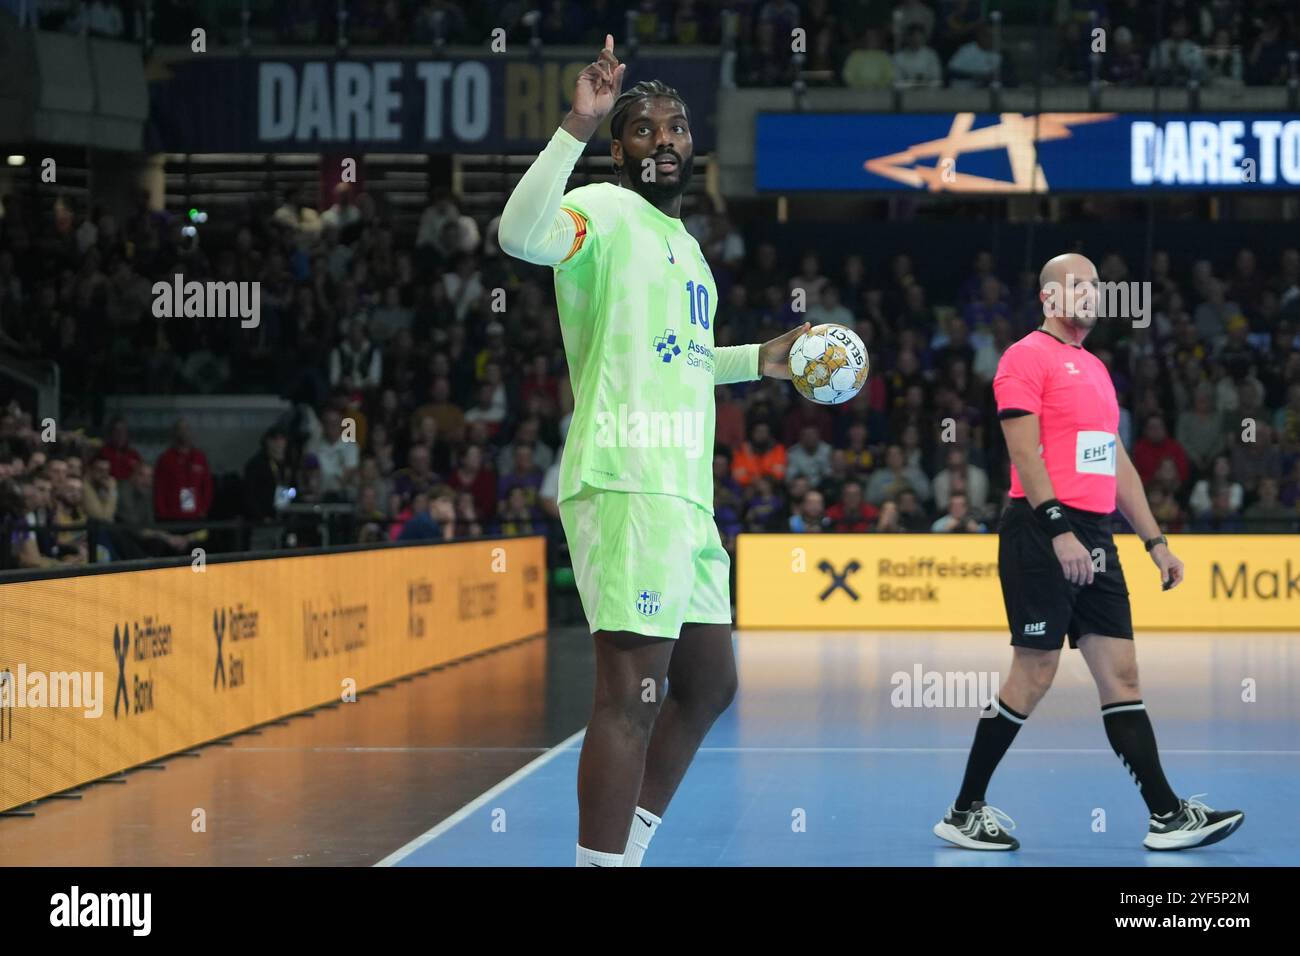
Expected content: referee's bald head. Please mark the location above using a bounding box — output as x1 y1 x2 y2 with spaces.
1039 253 1097 291
1039 253 1100 329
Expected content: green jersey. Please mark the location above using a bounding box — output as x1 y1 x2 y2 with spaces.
554 182 751 514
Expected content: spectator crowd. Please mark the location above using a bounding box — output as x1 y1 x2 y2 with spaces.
1 2 1298 572
2 168 1299 572
16 0 1297 90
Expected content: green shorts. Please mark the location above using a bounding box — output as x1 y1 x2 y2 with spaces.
558 485 732 639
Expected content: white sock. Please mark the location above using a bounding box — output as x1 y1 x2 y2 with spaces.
622 807 662 867
576 844 624 867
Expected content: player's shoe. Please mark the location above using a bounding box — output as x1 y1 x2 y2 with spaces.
1143 795 1244 851
933 801 1020 851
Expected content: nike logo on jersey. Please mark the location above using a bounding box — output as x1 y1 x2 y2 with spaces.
665 239 675 264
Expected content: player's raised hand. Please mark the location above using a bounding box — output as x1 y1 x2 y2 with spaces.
760 322 812 379
571 35 626 122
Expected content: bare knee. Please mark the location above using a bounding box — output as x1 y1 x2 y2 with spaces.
592 682 663 740
1111 660 1140 694
1004 649 1060 712
1099 659 1141 701
670 671 737 722
590 632 671 740
712 674 739 716
1020 648 1060 691
1079 634 1142 701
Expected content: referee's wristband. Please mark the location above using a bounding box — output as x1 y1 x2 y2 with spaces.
1033 499 1073 538
1143 534 1168 552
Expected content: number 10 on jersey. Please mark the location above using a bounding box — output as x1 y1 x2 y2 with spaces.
686 280 710 330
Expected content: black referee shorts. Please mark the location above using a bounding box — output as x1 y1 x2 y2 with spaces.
998 498 1134 650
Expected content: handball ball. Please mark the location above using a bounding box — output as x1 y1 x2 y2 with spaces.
788 323 870 405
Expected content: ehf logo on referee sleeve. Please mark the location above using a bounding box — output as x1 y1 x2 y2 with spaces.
636 589 662 617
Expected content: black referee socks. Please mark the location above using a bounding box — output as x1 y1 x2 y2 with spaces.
954 697 1027 812
1101 700 1180 817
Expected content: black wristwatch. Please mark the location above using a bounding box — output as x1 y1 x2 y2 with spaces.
1143 534 1168 552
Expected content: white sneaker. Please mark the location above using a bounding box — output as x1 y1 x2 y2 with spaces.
933 801 1020 851
1143 795 1244 851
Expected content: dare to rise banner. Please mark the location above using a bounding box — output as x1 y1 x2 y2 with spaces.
148 53 720 153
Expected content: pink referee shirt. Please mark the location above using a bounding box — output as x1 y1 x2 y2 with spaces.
993 330 1120 514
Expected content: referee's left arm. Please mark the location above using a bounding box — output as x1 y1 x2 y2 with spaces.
1114 439 1185 590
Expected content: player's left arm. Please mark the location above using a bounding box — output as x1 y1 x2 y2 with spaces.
1114 438 1184 590
713 322 811 385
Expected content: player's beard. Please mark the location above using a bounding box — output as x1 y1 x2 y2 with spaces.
627 151 695 205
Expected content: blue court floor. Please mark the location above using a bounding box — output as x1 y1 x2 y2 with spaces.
383 630 1298 867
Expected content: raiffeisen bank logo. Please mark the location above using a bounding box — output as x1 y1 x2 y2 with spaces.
863 113 1116 193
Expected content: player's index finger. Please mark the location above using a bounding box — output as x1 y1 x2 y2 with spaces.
605 34 614 53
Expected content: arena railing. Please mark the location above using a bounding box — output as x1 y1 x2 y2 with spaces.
2 507 1292 585
0 511 571 576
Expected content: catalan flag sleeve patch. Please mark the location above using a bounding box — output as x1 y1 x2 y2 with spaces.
560 207 588 263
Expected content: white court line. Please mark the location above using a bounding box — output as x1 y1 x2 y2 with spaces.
372 728 586 867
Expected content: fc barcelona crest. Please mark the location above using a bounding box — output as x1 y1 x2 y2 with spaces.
636 589 662 617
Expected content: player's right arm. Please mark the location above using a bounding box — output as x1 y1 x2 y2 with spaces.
995 346 1095 587
497 35 626 267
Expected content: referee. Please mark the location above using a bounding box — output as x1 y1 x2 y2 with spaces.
932 253 1245 852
